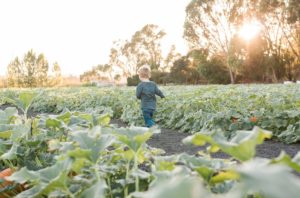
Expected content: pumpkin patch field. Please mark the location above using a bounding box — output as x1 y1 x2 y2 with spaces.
1 84 300 197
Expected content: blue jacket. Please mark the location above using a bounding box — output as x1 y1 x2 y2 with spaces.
136 81 165 110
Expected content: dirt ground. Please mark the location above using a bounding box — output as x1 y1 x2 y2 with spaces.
110 119 300 159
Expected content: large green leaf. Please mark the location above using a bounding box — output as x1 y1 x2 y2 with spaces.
71 130 114 163
67 148 92 172
178 153 230 169
15 172 69 198
178 153 236 183
5 91 39 116
7 167 39 184
56 111 72 124
10 122 32 142
183 127 272 161
270 151 300 172
0 143 18 160
96 114 111 126
0 124 14 132
0 130 13 139
133 167 209 198
0 107 19 124
153 155 178 171
78 113 94 125
113 126 159 152
45 118 62 129
233 159 300 198
293 151 300 164
38 161 71 183
210 170 239 184
14 161 71 198
80 180 107 198
19 92 38 111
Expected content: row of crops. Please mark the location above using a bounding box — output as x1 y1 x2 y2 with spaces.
0 91 300 197
2 84 300 143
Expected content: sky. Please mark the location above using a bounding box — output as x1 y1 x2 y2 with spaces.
0 0 190 76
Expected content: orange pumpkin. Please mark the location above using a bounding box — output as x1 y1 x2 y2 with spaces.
0 168 14 186
0 168 24 198
250 116 258 123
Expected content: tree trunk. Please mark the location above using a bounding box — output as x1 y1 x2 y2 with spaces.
271 67 278 83
229 68 235 84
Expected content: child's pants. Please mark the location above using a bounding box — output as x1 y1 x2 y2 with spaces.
142 108 155 127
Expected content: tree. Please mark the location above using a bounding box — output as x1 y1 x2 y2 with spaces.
36 53 49 86
244 0 300 81
101 64 113 82
184 0 244 83
125 24 166 71
184 0 300 83
162 45 181 72
108 40 129 78
7 49 49 87
79 64 113 83
239 35 270 82
0 76 6 88
198 56 231 84
170 56 200 84
7 57 22 87
108 24 166 78
49 62 63 86
187 49 230 84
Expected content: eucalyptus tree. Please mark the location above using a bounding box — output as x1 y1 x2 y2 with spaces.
184 0 244 84
35 53 49 86
246 0 300 81
184 0 299 83
80 70 97 82
80 64 112 83
7 57 23 87
50 62 63 86
188 48 231 84
162 45 182 72
108 40 130 78
108 24 166 78
169 55 201 84
124 24 166 73
7 49 49 87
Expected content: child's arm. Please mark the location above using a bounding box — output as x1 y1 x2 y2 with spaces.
136 84 142 99
155 85 165 98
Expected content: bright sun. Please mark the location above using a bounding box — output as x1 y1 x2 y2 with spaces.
239 21 262 41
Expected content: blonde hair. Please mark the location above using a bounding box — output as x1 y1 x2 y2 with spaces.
138 65 151 79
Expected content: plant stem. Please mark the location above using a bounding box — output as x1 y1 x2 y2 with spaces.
134 153 139 192
107 176 113 198
94 165 101 181
3 160 14 169
63 187 75 198
124 161 130 198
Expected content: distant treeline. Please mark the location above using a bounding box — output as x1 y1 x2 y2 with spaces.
4 0 300 87
81 0 300 86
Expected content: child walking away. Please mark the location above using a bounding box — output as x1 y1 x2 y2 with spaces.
136 65 165 128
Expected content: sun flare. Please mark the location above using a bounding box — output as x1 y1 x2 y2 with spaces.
239 21 262 41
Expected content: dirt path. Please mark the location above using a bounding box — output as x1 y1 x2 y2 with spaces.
110 119 300 159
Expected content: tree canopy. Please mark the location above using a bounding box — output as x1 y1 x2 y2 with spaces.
7 49 62 87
